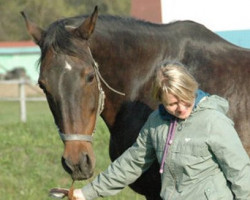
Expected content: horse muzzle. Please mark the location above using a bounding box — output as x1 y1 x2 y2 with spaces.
61 151 94 180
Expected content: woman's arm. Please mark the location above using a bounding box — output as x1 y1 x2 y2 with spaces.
75 116 157 200
209 115 250 200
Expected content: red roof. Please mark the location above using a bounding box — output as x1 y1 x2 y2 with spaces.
0 41 36 47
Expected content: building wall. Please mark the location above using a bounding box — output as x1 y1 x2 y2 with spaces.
161 0 250 31
131 0 250 48
216 30 250 49
0 41 40 82
131 0 162 23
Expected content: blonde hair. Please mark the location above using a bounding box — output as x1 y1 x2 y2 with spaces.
151 60 198 103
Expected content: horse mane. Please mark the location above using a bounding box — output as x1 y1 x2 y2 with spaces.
39 13 234 66
38 14 160 64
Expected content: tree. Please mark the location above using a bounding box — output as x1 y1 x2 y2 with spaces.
0 0 131 41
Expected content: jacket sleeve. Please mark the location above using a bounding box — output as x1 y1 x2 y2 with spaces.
81 116 156 200
209 114 250 200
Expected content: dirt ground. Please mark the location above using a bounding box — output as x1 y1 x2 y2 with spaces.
0 83 45 98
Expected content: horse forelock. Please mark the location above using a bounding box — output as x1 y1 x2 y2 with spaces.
39 19 89 65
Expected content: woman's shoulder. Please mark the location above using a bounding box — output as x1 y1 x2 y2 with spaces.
144 108 169 129
196 95 229 116
147 109 162 122
193 95 233 127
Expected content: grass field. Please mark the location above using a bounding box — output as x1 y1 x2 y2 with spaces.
0 101 145 200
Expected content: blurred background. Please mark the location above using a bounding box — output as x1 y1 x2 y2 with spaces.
0 0 249 199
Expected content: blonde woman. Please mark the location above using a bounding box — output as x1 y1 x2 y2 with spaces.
73 60 250 200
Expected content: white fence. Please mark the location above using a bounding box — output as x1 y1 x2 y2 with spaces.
0 79 46 122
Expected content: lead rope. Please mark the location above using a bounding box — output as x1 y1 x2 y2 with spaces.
93 61 125 96
88 47 125 96
159 118 177 174
91 61 105 134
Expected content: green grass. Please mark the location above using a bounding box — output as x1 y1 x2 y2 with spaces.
0 101 145 200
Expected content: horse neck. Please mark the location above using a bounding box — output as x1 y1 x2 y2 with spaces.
88 20 210 128
89 29 163 128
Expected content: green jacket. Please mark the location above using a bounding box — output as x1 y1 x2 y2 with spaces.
82 95 250 200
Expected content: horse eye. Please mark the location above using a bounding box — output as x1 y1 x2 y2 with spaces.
38 81 48 93
86 73 95 83
38 82 44 90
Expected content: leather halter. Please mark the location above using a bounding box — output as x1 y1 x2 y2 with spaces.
59 133 93 142
58 47 125 142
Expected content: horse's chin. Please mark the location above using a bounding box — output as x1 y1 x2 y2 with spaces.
71 171 94 181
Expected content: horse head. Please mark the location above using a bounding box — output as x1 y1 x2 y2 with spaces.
21 7 103 180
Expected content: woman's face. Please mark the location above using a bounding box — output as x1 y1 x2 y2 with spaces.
161 92 194 119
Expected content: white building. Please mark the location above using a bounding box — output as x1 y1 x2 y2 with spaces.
131 0 250 48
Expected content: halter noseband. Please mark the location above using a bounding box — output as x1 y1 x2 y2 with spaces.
58 47 124 142
59 132 93 142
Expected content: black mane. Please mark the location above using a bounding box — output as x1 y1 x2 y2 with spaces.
39 19 88 64
40 13 232 67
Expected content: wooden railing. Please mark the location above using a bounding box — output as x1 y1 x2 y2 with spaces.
0 79 46 122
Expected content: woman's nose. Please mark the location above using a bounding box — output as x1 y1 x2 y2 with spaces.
177 103 185 112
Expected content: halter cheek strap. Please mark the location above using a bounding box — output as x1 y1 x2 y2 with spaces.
57 61 104 143
57 46 124 142
58 78 104 142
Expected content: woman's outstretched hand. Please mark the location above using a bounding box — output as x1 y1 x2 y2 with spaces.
72 189 86 200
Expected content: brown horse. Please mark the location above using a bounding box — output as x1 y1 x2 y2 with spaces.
22 6 250 200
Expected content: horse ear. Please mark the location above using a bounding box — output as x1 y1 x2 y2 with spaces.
21 11 44 45
75 6 98 39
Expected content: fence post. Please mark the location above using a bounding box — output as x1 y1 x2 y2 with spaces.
19 78 27 122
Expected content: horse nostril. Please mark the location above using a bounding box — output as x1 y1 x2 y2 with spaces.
61 153 93 180
61 157 74 174
80 152 92 171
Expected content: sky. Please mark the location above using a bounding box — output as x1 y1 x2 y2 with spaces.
161 0 250 31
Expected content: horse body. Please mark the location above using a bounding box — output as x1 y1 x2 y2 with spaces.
22 7 250 200
89 18 250 152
